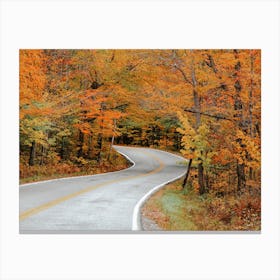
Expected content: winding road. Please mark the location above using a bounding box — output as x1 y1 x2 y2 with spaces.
19 146 187 233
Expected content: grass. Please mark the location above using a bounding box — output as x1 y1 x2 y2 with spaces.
142 180 261 231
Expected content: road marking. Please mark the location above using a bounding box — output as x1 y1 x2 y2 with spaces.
132 169 187 231
19 151 165 221
20 146 136 188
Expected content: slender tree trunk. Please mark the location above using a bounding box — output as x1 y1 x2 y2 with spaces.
40 145 44 165
182 158 192 189
29 141 36 166
237 162 246 193
174 132 180 150
248 51 254 180
198 162 205 195
97 103 105 164
205 171 210 192
60 136 65 160
107 134 115 161
249 52 254 138
107 119 116 161
77 130 84 158
234 50 246 193
191 62 205 195
96 133 103 164
96 118 104 164
193 89 201 129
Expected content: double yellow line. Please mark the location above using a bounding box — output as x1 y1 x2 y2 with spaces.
19 152 165 221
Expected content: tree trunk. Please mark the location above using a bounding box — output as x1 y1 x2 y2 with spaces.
29 141 36 166
107 120 116 161
97 103 105 164
249 52 254 137
193 89 201 129
60 136 65 160
40 145 44 165
77 130 84 158
193 88 205 194
193 90 205 194
237 162 246 193
249 167 253 180
234 50 246 193
205 171 210 192
248 51 254 181
88 135 93 159
198 162 205 195
96 133 103 164
182 158 192 189
108 134 114 160
190 51 206 195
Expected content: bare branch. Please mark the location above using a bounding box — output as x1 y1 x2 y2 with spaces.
184 108 233 122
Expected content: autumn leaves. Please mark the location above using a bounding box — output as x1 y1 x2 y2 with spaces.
173 50 261 195
19 49 261 197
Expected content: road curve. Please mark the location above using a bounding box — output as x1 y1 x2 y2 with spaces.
19 146 187 233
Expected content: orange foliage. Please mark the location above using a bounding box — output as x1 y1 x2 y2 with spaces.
20 49 261 196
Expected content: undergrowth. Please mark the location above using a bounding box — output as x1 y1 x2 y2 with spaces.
20 151 130 184
142 180 261 231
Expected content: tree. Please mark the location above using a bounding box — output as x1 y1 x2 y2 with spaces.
20 49 261 198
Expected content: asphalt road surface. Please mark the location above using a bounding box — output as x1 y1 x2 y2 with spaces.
19 146 187 233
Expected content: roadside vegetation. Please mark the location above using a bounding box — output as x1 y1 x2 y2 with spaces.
142 179 261 231
20 49 261 230
20 149 129 184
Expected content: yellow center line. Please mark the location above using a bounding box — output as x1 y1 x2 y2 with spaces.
19 152 165 221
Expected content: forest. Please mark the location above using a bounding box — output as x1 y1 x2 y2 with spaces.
20 49 261 230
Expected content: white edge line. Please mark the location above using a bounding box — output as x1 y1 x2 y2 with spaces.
20 144 188 230
132 161 188 231
20 146 136 188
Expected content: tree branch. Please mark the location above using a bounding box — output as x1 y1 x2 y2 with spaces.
173 64 193 85
184 108 233 121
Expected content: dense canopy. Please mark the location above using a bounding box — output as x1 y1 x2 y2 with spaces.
20 49 261 197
